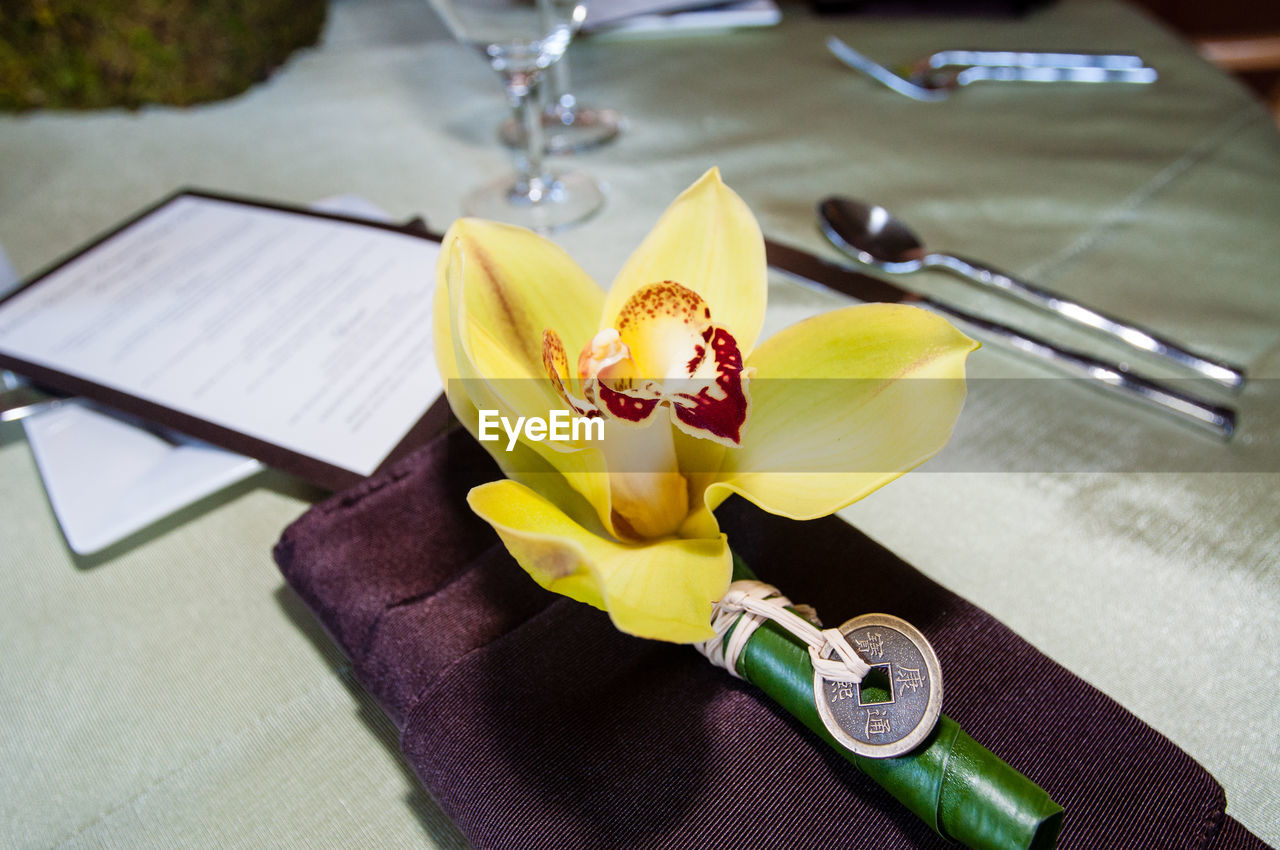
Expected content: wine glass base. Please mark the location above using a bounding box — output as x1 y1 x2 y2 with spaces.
500 105 625 155
463 170 605 232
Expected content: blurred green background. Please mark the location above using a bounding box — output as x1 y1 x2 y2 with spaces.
0 0 326 110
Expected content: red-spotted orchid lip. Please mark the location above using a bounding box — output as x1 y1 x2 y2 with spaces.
543 281 750 447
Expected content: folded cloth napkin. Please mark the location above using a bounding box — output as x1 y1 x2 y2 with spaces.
274 428 1270 850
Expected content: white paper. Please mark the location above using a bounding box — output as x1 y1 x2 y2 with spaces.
0 196 442 476
584 0 779 33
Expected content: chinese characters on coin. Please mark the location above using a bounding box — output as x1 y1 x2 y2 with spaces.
814 614 943 758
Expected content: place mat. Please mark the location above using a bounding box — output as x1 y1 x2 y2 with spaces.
274 428 1270 849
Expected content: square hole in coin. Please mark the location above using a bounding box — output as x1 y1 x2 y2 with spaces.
857 664 894 705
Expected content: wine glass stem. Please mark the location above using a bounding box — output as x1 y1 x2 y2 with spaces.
504 69 554 203
550 54 573 111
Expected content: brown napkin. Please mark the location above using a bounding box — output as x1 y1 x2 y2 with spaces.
274 428 1269 850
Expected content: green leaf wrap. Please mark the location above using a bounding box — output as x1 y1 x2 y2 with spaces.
730 562 1064 850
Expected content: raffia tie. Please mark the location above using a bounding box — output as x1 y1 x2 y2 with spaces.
695 579 871 683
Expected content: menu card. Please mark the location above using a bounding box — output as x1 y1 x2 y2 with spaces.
0 192 447 491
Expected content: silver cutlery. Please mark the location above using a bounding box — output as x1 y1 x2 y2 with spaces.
788 215 1236 438
915 63 1157 92
818 196 1245 391
827 37 948 101
912 49 1150 72
0 383 66 422
0 380 188 448
827 37 1157 101
773 234 1236 438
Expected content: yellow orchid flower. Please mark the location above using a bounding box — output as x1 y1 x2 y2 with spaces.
434 168 977 644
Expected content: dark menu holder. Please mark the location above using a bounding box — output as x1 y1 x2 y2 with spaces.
0 190 450 492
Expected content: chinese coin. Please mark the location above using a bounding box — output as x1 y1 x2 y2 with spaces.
813 613 943 758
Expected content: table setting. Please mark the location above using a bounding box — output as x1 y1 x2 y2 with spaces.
1 0 1278 847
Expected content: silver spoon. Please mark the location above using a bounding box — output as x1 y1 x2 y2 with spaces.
818 195 1246 390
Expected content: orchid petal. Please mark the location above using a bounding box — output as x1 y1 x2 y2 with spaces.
604 168 767 353
615 281 713 379
705 304 977 519
469 480 732 643
443 218 603 378
595 416 689 540
593 381 663 423
438 224 583 435
673 427 727 539
669 325 749 446
545 327 689 540
611 281 749 445
437 228 619 538
542 329 596 418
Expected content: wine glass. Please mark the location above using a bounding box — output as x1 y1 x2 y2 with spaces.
499 52 625 154
429 0 605 231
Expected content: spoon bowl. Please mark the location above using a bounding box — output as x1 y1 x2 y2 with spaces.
817 197 927 272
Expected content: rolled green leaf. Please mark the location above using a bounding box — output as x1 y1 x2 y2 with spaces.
729 560 1064 850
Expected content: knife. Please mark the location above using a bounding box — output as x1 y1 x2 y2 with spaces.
763 238 1236 439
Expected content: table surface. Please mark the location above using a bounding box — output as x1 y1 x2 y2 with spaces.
2 0 1277 846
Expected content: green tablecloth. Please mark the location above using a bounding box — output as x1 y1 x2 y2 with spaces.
1 0 1277 845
